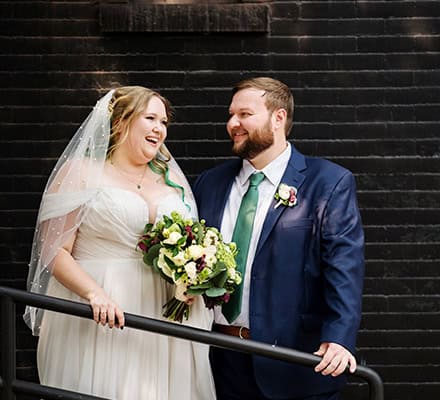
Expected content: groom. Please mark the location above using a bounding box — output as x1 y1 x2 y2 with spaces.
193 77 364 400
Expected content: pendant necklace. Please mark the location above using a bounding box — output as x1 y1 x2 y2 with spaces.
110 159 148 190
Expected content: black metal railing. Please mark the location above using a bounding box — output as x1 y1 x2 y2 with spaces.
0 286 384 400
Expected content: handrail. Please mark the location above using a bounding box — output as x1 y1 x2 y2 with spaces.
0 286 384 400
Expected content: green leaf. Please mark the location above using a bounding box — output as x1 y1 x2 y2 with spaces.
159 269 174 285
177 235 187 247
144 243 161 266
163 215 173 227
143 223 154 234
205 287 226 297
189 282 213 290
164 254 177 269
191 221 205 243
143 253 154 269
212 270 228 288
207 261 227 279
186 288 206 296
174 270 184 281
150 258 175 284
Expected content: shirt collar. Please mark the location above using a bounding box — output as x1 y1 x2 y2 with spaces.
238 143 292 187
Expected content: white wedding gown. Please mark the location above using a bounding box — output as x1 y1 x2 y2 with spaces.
37 187 216 400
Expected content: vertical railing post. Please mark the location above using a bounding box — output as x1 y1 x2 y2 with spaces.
1 295 16 400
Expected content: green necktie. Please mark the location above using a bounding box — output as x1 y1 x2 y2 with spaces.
223 172 265 323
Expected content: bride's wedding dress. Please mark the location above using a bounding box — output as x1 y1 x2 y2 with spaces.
37 187 216 400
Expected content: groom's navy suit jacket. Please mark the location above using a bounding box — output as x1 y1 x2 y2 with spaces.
193 145 365 399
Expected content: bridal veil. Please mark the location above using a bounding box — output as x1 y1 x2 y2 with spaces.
24 88 196 335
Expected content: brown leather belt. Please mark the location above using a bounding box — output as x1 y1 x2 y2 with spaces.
213 324 251 339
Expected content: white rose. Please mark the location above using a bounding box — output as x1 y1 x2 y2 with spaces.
163 231 182 245
172 250 187 266
184 261 197 283
187 244 204 260
203 229 219 247
205 245 216 255
158 252 174 280
278 184 290 200
205 250 217 267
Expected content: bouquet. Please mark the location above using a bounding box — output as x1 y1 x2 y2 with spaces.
137 211 241 322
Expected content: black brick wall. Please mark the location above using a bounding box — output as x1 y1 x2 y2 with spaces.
1 1 439 399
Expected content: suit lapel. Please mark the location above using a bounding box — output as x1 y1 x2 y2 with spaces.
255 146 307 256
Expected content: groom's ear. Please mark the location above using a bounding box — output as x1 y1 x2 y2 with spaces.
272 108 287 131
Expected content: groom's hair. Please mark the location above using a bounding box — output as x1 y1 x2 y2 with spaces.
232 77 294 136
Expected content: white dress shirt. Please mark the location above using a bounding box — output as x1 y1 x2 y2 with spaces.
215 143 292 327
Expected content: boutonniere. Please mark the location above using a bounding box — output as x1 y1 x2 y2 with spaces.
274 183 298 209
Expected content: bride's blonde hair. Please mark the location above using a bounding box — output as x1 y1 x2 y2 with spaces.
107 85 173 175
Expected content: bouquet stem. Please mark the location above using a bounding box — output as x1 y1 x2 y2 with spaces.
162 297 190 323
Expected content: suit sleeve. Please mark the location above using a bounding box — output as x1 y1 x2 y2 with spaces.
319 171 365 354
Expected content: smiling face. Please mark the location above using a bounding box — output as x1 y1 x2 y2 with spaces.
227 87 289 169
107 86 172 166
113 95 168 165
125 96 168 163
227 88 276 160
226 77 294 169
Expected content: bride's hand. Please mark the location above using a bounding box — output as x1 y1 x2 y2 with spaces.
87 290 125 329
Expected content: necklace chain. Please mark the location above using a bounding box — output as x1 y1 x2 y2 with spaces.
110 159 148 190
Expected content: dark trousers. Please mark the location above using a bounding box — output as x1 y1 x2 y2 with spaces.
210 347 340 400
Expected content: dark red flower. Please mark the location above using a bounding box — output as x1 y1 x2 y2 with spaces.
196 254 206 271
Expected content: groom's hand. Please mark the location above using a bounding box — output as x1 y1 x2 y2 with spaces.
313 342 357 377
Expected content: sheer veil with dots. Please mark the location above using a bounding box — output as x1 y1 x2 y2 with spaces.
24 90 197 335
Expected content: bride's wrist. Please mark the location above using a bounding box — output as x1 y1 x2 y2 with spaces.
84 288 103 302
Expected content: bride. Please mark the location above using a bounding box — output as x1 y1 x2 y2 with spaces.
23 86 216 399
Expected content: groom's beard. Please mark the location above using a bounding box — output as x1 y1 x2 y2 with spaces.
232 119 274 160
